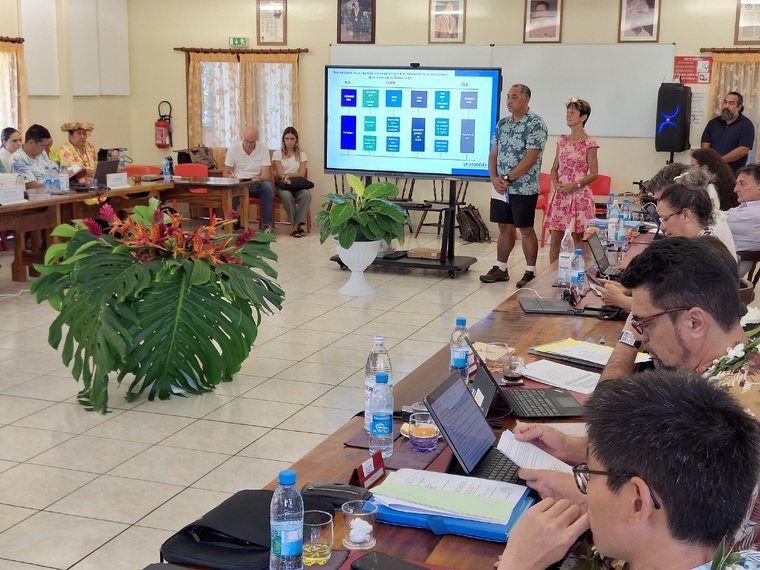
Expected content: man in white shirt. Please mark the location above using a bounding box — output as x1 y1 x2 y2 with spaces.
223 126 274 232
11 124 54 189
726 164 760 275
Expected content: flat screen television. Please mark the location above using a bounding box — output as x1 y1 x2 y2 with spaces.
324 66 502 181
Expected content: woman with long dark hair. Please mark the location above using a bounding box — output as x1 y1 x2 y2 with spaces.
691 147 738 210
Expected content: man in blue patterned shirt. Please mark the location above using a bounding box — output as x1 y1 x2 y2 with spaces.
11 124 54 189
481 84 548 288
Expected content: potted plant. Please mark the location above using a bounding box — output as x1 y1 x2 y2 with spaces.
30 198 284 414
315 174 412 296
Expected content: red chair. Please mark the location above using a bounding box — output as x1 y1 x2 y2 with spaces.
174 163 214 219
124 165 161 177
589 175 612 218
536 172 552 247
250 171 312 233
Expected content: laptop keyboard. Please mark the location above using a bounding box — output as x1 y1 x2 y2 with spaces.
479 452 520 483
604 267 623 277
508 390 561 417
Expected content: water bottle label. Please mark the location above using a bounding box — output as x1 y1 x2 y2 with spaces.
450 347 468 368
272 525 303 557
370 413 392 435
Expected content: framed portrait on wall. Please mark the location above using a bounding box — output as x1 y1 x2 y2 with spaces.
523 0 562 43
618 0 660 42
257 0 287 45
429 0 466 44
338 0 376 44
735 0 760 45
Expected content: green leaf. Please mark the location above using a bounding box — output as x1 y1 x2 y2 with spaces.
337 225 357 249
51 224 78 239
189 259 211 286
329 202 355 226
346 173 365 196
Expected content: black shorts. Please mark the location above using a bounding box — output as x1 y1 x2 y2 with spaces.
490 193 539 228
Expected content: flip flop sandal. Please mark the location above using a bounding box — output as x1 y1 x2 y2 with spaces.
296 226 307 236
291 229 303 238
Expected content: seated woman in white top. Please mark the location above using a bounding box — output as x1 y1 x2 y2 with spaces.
271 126 312 238
0 127 22 174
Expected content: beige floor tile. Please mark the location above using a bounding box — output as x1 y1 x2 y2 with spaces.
304 346 369 368
351 321 423 339
319 306 386 322
214 373 268 397
131 392 233 418
249 339 322 362
0 352 66 375
384 352 430 374
0 560 50 569
250 324 291 344
278 300 334 318
69 525 174 570
343 295 403 311
192 456 291 492
329 333 404 352
13 402 122 434
0 395 54 424
245 378 332 405
285 406 358 435
389 339 448 359
298 317 365 334
311 386 364 411
137 487 233 531
0 464 97 509
108 445 229 486
276 361 363 385
0 425 75 462
238 429 328 463
237 356 296 379
2 374 81 401
0 459 17 474
270 327 347 347
0 511 126 569
0 347 25 362
28 434 150 473
49 475 183 524
0 504 36 533
204 397 302 428
160 420 269 455
85 410 195 444
0 370 40 393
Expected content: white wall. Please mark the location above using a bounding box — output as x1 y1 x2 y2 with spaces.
0 0 745 224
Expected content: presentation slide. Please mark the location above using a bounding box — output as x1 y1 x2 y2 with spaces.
324 66 501 180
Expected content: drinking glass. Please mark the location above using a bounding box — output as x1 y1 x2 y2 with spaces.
303 510 333 566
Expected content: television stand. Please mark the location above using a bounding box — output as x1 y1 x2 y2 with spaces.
330 179 477 278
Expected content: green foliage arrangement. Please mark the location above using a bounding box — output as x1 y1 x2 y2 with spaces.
315 174 412 249
30 198 284 413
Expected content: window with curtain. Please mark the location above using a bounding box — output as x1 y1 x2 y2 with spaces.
0 37 29 133
709 53 760 164
186 50 300 153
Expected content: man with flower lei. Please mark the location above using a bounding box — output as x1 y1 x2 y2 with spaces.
495 370 760 570
511 237 760 568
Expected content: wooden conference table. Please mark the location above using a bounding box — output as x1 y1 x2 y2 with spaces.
0 176 252 282
266 261 625 569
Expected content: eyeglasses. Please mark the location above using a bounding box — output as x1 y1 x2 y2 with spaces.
658 210 682 223
630 307 689 335
572 463 661 509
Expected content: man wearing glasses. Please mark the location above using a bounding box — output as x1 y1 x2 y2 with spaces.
496 371 760 570
517 236 760 550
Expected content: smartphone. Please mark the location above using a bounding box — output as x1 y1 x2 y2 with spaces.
586 272 605 288
351 552 428 570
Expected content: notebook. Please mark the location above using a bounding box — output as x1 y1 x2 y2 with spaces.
424 371 520 484
466 338 585 419
587 232 623 280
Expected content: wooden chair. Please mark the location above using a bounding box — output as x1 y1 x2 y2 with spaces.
125 165 161 177
174 163 215 219
738 250 760 287
589 175 613 218
536 173 552 247
251 167 312 233
414 179 468 238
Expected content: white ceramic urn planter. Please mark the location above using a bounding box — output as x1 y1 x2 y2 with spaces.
335 238 382 296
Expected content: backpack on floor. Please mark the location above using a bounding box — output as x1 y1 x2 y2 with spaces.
457 204 491 243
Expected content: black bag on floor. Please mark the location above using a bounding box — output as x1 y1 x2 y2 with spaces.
457 204 491 243
159 489 331 570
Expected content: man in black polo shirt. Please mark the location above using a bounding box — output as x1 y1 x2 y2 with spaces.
701 91 755 174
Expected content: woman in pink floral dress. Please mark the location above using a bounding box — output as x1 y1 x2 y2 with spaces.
546 98 599 263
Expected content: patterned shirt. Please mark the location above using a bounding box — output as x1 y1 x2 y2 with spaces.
11 147 53 183
490 111 548 196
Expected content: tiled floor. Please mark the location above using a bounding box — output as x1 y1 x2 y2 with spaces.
0 224 550 569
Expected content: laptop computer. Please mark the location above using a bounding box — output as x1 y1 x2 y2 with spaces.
587 232 623 280
518 296 577 315
466 338 585 419
424 371 521 484
91 160 120 186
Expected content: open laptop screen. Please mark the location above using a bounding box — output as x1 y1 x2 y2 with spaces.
587 232 612 273
424 371 496 473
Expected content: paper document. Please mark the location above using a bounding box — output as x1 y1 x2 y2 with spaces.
496 430 573 473
371 468 528 523
522 359 600 394
530 338 650 368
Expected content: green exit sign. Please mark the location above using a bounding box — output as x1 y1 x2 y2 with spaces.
229 37 248 47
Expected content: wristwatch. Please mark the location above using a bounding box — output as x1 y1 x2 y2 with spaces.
576 182 582 189
618 330 642 349
504 174 514 184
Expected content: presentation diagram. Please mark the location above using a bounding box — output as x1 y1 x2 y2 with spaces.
325 67 500 178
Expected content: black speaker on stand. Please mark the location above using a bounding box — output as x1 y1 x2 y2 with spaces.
655 83 692 162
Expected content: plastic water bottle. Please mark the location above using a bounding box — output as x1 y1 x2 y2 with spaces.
557 229 573 287
118 149 125 170
607 200 620 249
449 317 471 382
369 372 393 459
621 199 631 222
570 248 586 295
364 336 392 432
270 469 304 570
50 164 60 192
606 193 615 218
58 167 69 192
616 217 626 252
162 157 171 182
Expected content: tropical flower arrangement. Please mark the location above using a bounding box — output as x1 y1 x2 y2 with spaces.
703 324 760 379
30 198 284 413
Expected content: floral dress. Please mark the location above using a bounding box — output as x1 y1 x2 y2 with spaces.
545 135 599 233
